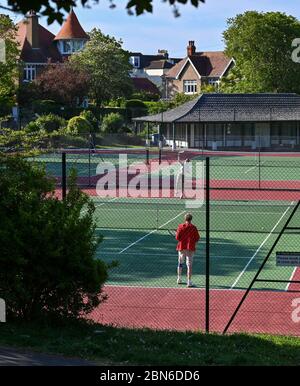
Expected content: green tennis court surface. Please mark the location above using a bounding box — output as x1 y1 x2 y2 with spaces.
93 197 299 291
29 151 154 178
30 150 300 182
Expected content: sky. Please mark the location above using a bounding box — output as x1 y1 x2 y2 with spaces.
3 0 300 57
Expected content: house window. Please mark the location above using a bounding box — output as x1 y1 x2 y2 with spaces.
61 40 85 54
208 78 218 86
23 65 36 81
130 56 140 68
73 40 84 52
183 80 197 94
63 40 72 54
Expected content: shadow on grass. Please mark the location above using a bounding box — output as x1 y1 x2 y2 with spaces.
0 319 300 366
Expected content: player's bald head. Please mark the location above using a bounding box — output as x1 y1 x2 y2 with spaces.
185 213 193 222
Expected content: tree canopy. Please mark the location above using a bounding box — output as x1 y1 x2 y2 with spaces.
1 0 205 24
35 62 90 107
221 11 300 93
70 28 133 107
0 14 19 110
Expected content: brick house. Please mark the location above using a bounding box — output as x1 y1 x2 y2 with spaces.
164 41 234 99
16 9 89 82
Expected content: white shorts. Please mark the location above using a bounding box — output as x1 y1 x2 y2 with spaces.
178 250 194 266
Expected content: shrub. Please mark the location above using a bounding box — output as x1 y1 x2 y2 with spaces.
32 100 60 114
144 101 169 115
66 116 93 135
106 98 126 108
131 91 160 102
0 156 109 321
125 99 147 109
101 112 124 134
80 110 98 131
25 114 66 134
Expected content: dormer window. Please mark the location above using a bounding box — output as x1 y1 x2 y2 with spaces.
130 56 140 68
59 39 85 55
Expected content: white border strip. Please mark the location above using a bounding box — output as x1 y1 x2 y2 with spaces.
286 267 298 291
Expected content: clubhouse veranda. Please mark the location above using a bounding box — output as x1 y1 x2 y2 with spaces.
134 93 300 151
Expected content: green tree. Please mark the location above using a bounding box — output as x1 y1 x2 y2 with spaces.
0 156 110 321
222 11 300 93
70 29 133 107
0 15 19 111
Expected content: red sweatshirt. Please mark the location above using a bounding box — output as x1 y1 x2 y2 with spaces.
176 222 200 252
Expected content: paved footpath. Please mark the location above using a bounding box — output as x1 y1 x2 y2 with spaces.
0 346 98 366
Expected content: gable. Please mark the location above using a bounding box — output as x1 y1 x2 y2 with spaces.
176 58 201 80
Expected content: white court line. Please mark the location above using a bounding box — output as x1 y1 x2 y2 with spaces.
285 267 298 291
244 160 266 174
82 197 119 214
94 197 119 208
230 201 295 289
118 210 186 254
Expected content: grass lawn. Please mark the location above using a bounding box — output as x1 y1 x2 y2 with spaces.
0 321 300 365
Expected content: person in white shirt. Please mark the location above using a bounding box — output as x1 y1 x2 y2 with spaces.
175 157 191 199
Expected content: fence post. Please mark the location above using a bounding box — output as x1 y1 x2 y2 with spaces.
159 148 162 165
62 152 67 200
88 146 91 187
205 157 210 333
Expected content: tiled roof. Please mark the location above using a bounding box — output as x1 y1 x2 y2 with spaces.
54 9 89 40
132 77 160 95
130 53 168 69
16 19 62 63
133 93 300 123
145 60 174 70
166 51 232 79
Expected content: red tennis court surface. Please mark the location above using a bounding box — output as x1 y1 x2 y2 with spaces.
88 286 300 336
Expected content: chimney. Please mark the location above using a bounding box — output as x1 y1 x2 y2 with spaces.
26 10 39 49
187 41 196 56
158 49 169 59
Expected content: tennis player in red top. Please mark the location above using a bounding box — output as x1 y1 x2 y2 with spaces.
176 213 200 287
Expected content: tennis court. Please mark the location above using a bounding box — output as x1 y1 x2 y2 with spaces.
86 196 300 334
33 149 300 191
93 197 298 290
38 148 300 334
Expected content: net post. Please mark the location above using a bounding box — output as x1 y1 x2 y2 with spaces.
205 156 210 333
146 148 150 165
62 152 67 200
159 148 162 165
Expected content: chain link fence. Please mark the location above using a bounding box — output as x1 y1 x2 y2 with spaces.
29 140 300 335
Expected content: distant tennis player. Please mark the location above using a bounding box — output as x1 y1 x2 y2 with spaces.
176 213 200 287
175 157 191 199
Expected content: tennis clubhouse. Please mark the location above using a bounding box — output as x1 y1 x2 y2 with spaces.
134 93 300 151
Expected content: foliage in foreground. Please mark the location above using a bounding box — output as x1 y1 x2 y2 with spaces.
0 156 109 321
1 320 300 366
